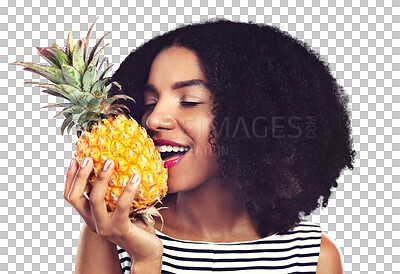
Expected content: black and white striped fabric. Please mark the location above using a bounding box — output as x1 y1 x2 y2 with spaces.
118 221 321 273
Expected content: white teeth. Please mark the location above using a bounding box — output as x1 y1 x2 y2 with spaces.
156 145 189 153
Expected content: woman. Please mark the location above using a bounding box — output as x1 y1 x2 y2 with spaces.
65 19 355 273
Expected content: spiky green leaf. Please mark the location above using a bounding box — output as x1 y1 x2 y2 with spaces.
65 30 74 61
90 78 109 95
55 105 85 119
111 81 122 90
48 43 70 68
84 17 99 65
104 82 113 93
87 32 109 66
78 92 95 106
12 62 65 84
110 103 130 113
90 44 109 74
66 118 76 137
72 38 86 75
41 103 74 109
36 47 60 68
41 89 69 100
62 64 82 89
78 111 102 131
72 112 84 123
102 94 135 109
82 64 97 91
57 84 85 101
61 115 73 135
99 63 113 80
97 57 107 74
88 97 103 108
33 83 77 103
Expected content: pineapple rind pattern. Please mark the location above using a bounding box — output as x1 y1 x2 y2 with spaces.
75 115 168 214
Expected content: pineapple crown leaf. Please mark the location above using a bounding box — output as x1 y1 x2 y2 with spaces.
65 29 74 60
41 103 74 110
102 94 135 109
110 103 131 114
61 114 73 136
90 78 109 94
12 18 136 135
52 43 70 66
82 64 97 91
66 119 76 138
57 84 85 102
72 38 86 75
61 64 82 89
87 97 103 109
97 56 108 72
36 45 70 69
111 81 122 90
31 83 78 103
54 105 85 120
12 62 65 84
41 89 69 100
87 33 110 67
78 92 96 105
99 63 113 80
36 47 62 68
84 17 99 64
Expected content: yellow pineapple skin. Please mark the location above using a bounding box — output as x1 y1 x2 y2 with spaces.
74 115 168 215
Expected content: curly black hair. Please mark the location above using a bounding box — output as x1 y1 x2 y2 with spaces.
109 18 356 237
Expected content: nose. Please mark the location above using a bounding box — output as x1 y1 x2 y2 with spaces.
143 106 177 134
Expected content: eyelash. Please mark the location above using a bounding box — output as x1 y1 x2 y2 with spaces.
181 102 201 107
143 102 201 110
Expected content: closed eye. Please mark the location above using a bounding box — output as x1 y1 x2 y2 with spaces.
142 103 156 110
142 102 202 110
180 102 202 107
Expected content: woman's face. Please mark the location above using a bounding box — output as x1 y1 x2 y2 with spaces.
141 46 219 193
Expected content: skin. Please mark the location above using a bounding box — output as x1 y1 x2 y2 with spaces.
65 46 344 273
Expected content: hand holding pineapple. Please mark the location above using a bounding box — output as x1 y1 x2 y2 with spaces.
65 157 164 267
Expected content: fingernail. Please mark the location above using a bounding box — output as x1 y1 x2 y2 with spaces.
81 157 89 168
130 174 141 184
103 159 112 171
69 159 74 168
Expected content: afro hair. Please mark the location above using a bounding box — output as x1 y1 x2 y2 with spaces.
109 18 356 237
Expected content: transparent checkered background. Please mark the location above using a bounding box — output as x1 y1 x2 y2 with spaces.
1 0 398 273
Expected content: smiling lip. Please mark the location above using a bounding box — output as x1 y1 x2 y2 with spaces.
153 139 190 169
153 139 188 147
163 152 188 169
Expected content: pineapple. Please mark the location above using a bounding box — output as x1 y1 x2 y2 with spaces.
12 19 168 219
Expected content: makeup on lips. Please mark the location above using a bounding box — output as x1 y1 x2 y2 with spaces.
154 139 190 169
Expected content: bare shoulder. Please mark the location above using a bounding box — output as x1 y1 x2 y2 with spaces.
75 224 122 274
316 232 344 274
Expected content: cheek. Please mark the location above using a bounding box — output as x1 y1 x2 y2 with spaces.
189 115 215 156
166 117 219 193
190 117 219 173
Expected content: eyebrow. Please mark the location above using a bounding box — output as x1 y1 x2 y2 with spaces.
143 79 209 93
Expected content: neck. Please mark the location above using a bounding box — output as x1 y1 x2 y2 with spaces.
161 179 260 242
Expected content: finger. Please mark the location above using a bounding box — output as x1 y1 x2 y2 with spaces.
64 158 78 203
68 157 93 219
113 174 141 223
89 159 114 230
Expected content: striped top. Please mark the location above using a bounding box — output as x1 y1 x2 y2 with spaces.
118 221 321 273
